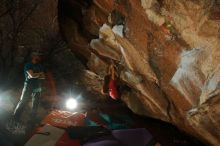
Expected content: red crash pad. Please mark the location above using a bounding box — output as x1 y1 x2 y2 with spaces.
42 110 85 128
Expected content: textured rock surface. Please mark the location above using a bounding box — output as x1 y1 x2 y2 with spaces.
59 0 220 145
0 0 219 145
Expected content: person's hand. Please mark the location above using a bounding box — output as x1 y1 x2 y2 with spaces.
39 72 45 79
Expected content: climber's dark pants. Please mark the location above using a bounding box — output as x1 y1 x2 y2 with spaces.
13 82 41 121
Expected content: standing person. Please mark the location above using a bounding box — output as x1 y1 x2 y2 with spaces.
13 51 46 122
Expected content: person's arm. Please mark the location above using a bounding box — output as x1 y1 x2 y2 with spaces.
38 72 45 79
26 70 44 79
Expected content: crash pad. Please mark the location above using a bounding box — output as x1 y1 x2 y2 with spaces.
84 140 121 146
25 125 65 146
42 110 85 128
83 128 153 146
25 125 81 146
55 132 81 146
112 128 153 146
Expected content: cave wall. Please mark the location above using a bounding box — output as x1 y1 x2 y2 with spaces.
0 0 59 88
59 0 220 145
0 0 219 145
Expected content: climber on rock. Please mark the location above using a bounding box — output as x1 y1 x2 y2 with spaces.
13 50 46 122
102 60 120 100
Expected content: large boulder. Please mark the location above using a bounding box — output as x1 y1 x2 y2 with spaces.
59 0 220 145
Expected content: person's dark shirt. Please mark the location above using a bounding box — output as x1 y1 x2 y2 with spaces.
24 62 45 88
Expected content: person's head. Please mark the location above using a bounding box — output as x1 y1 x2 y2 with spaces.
31 51 43 64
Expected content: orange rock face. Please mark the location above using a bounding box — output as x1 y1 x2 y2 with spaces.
60 0 220 145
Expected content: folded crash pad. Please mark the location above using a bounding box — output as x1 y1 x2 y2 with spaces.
42 110 85 128
112 128 153 146
83 128 153 146
25 125 81 146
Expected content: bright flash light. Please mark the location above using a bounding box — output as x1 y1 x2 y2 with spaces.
66 98 78 110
